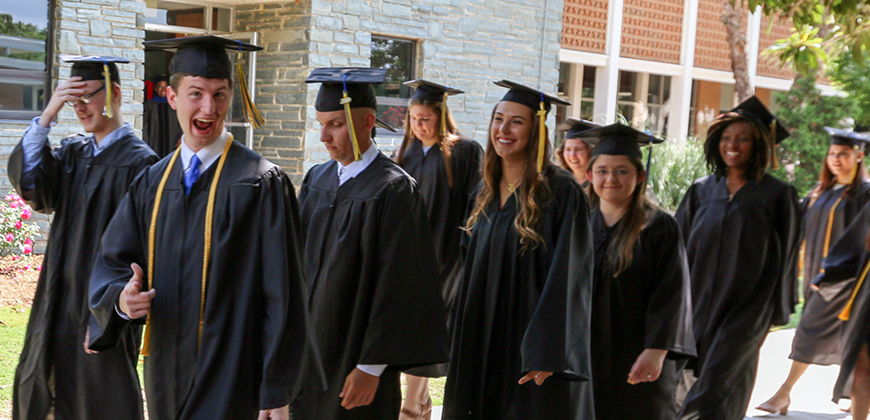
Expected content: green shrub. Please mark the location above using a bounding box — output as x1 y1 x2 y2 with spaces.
643 138 709 213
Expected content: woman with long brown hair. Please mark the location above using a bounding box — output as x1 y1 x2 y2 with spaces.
579 123 695 420
393 79 482 420
555 118 600 188
758 128 870 414
675 97 801 419
442 81 593 420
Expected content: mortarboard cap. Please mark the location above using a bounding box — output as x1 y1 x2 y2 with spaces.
404 79 464 102
493 80 572 172
144 35 264 128
558 118 603 144
61 55 129 118
825 127 870 151
580 123 664 161
306 67 387 112
150 74 169 84
726 96 790 145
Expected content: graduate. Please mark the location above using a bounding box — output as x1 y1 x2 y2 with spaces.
393 79 482 420
88 36 321 420
555 118 600 188
675 96 801 420
8 55 158 420
442 80 593 420
758 128 870 414
294 68 450 420
143 74 182 158
578 123 695 420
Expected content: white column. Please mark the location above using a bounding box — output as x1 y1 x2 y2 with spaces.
593 0 624 125
667 0 700 142
747 6 762 89
567 63 584 118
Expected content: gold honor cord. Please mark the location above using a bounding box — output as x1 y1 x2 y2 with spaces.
103 62 112 119
839 257 870 321
141 134 234 356
769 120 779 170
342 91 361 161
441 91 448 137
236 52 264 128
536 101 546 173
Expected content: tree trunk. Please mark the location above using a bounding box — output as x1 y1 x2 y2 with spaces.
722 0 754 102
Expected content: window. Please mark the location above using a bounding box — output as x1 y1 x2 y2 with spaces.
616 71 670 135
370 36 415 137
145 1 233 34
0 1 52 120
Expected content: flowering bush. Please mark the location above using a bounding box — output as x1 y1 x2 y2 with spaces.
0 192 40 263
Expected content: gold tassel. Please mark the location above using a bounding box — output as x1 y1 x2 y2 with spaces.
770 120 780 170
342 92 361 161
840 258 870 321
536 101 547 173
103 62 112 118
236 52 264 128
441 91 448 138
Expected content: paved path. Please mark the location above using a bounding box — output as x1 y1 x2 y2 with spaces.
431 329 852 420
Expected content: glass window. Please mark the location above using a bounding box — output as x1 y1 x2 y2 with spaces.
145 1 233 33
371 36 415 136
212 7 232 32
0 2 51 118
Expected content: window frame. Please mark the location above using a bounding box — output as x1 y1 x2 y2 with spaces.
0 0 55 121
370 34 418 140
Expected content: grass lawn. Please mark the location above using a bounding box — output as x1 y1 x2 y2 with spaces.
0 306 30 418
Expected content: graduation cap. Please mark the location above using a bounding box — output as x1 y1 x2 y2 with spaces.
825 126 870 151
404 79 464 137
580 123 664 161
306 67 388 161
494 80 572 172
150 74 169 84
60 55 128 118
557 118 602 144
144 35 265 128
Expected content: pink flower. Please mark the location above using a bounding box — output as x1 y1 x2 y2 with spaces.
24 238 32 245
23 245 32 254
23 264 30 270
11 255 18 261
15 220 22 229
21 209 31 220
5 233 13 242
10 201 18 208
35 265 41 271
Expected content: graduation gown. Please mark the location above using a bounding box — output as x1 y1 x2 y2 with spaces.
88 140 320 420
443 167 594 420
792 181 870 366
397 138 482 331
584 208 695 420
675 174 800 420
143 100 182 158
8 133 157 420
293 153 450 420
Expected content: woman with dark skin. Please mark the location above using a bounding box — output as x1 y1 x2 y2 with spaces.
579 123 695 420
675 96 800 420
443 81 593 420
393 79 482 420
758 128 870 415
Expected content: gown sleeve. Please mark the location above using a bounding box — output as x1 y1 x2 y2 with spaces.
643 213 696 358
9 135 77 214
771 183 802 326
520 177 593 381
674 181 699 246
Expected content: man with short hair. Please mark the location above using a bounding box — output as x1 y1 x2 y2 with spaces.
88 36 322 420
293 68 449 420
9 55 158 420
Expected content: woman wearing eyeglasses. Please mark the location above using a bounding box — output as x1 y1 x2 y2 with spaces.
675 97 800 420
577 123 695 420
757 128 870 415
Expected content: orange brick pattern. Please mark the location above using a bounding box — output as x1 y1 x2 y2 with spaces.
693 0 740 72
562 0 609 53
620 0 683 64
756 14 796 80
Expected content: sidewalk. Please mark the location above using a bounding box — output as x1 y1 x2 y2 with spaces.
430 329 851 420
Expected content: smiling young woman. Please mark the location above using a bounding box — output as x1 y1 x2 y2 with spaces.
443 81 594 420
675 97 801 420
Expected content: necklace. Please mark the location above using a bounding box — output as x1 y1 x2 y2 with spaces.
507 181 519 193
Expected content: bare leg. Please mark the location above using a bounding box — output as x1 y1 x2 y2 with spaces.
852 344 870 420
400 374 432 420
755 361 809 414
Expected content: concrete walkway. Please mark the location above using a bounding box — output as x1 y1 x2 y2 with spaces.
431 329 852 420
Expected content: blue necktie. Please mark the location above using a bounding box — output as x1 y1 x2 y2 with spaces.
185 154 201 195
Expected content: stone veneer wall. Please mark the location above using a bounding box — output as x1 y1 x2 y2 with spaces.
0 0 145 252
234 0 564 175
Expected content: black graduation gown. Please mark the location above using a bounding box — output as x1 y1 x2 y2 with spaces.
8 132 158 420
88 140 321 420
143 100 182 158
398 138 482 331
808 201 870 401
443 167 594 420
792 181 870 366
584 208 696 420
675 174 800 420
293 153 450 420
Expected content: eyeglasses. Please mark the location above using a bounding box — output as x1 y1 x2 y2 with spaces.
593 169 636 177
65 84 105 107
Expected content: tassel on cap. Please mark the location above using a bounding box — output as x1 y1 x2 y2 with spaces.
235 41 264 128
342 73 362 161
102 61 112 118
537 93 547 173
